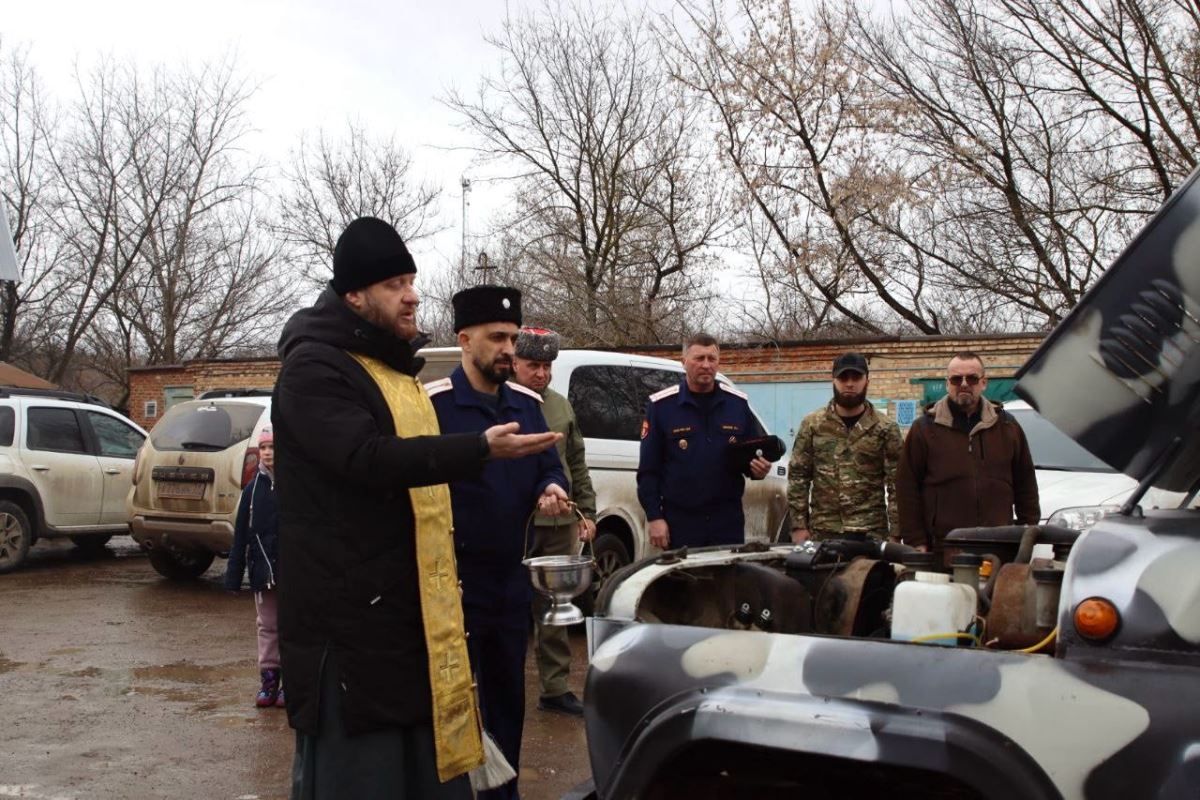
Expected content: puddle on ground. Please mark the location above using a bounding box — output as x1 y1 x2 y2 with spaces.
132 661 244 684
48 647 86 656
216 714 262 728
130 682 257 715
133 686 199 703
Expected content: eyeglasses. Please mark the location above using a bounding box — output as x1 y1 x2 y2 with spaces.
948 374 982 386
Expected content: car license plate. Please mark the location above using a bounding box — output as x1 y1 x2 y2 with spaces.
157 481 206 500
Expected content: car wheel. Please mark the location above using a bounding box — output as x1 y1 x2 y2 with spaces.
0 501 32 574
582 532 632 614
147 547 215 580
70 534 113 554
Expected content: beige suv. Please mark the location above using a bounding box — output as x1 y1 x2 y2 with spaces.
0 388 148 573
127 391 271 579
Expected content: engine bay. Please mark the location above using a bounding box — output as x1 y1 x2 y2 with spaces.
626 525 1082 652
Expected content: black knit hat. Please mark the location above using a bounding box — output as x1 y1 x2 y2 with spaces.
452 285 522 332
331 217 416 295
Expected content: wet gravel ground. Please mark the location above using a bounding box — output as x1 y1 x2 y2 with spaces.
0 537 591 800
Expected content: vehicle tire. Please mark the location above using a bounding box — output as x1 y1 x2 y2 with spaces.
582 532 632 614
0 501 33 574
70 534 113 554
147 547 215 580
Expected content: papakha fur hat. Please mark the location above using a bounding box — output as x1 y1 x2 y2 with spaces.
451 285 522 332
515 327 560 362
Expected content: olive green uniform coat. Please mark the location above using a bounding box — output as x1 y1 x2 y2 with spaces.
529 385 596 698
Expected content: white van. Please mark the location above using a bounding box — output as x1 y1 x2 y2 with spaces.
419 348 791 597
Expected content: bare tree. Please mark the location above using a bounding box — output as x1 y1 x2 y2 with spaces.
275 121 444 287
0 52 300 394
847 0 1186 325
668 0 943 336
100 60 300 367
725 210 846 341
445 1 728 346
0 41 74 368
670 0 1199 333
39 58 187 384
995 0 1199 202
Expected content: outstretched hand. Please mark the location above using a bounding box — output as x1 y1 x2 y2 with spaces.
485 422 562 460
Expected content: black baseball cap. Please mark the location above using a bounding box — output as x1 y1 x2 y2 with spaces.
832 352 869 377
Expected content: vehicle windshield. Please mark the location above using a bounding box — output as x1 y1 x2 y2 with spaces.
150 402 265 452
1008 408 1114 472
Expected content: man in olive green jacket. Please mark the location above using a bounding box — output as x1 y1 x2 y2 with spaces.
512 327 597 717
789 353 903 542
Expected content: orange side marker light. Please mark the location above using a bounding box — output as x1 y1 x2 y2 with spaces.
1074 597 1120 641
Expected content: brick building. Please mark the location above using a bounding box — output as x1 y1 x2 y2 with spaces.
126 333 1044 439
127 358 280 431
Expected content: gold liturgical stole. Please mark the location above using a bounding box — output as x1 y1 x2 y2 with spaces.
351 353 484 781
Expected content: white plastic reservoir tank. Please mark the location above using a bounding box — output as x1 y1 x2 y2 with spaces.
891 571 977 646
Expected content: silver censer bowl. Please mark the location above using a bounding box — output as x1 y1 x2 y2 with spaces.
524 553 594 626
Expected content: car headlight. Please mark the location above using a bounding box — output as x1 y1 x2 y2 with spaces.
1047 505 1120 531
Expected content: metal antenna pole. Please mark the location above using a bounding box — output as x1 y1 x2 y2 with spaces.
460 177 472 272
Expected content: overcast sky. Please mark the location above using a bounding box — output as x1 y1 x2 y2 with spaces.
4 0 568 271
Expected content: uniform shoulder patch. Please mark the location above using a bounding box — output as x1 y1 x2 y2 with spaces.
718 382 749 401
506 381 544 403
424 378 453 397
649 385 681 403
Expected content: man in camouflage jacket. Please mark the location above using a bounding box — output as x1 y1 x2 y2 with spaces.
788 353 903 542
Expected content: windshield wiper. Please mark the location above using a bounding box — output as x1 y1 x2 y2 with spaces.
180 441 224 451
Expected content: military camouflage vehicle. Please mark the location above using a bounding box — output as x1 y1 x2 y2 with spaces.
569 170 1200 799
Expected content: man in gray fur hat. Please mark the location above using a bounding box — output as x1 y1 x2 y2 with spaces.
512 326 596 717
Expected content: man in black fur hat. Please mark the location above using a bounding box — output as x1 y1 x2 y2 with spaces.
425 286 572 800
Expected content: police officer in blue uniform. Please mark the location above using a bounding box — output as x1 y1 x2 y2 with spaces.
426 285 575 800
637 333 774 549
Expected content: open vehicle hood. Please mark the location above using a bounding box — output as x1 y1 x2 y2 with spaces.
1017 167 1200 493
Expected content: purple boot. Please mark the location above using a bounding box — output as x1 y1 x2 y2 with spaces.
256 668 280 708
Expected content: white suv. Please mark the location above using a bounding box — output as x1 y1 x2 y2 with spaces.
419 349 791 599
0 388 148 573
